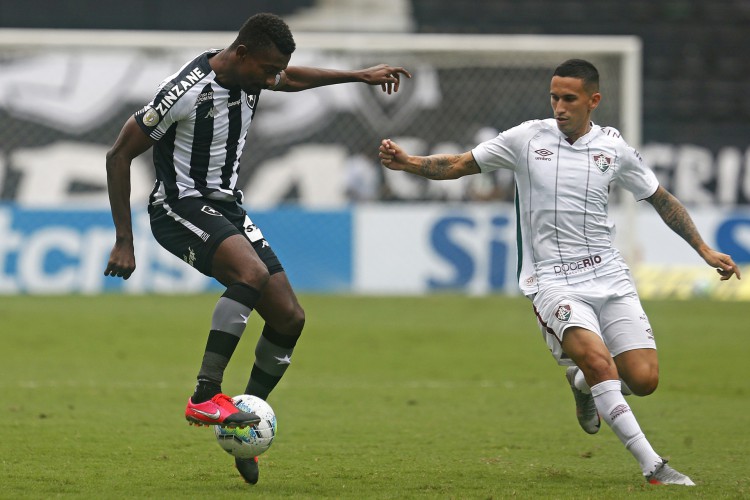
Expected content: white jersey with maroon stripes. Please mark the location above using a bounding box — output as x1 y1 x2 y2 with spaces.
471 118 659 295
134 50 260 206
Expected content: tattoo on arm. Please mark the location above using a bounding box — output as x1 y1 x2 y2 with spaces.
648 188 705 251
418 154 478 179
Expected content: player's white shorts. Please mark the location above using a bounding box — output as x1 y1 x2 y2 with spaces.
530 271 656 366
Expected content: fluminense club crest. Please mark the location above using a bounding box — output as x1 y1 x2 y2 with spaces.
593 153 613 173
555 304 572 322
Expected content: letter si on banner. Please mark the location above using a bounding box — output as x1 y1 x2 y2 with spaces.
353 204 518 295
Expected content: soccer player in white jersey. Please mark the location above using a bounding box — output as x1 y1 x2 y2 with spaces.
379 59 740 486
104 12 410 485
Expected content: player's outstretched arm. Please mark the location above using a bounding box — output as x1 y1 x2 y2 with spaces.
646 185 741 281
274 64 411 93
378 139 481 180
104 116 154 280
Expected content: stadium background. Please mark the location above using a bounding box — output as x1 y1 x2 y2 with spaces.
0 0 748 297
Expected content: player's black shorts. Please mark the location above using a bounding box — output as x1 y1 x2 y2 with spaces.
149 197 284 278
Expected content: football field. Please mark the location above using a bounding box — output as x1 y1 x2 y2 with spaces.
2 294 748 498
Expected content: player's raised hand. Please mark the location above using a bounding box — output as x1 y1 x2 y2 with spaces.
359 64 411 94
379 139 409 170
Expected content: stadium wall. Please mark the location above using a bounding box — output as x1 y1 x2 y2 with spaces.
1 203 748 299
1 30 747 298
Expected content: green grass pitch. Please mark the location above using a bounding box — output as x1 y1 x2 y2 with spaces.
1 294 748 499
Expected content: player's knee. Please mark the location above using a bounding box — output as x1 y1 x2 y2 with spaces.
628 373 659 396
578 353 618 386
284 304 305 337
264 302 305 338
244 267 271 290
224 266 270 291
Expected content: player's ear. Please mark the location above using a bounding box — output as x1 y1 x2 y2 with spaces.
235 44 249 60
589 92 601 110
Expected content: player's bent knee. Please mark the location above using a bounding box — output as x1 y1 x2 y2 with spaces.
217 264 270 291
283 305 305 337
628 376 658 396
239 267 271 290
623 360 659 396
579 361 619 386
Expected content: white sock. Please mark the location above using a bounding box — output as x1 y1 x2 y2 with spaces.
573 367 591 394
574 366 633 396
591 379 662 475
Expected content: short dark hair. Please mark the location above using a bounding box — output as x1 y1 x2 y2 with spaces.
231 13 296 55
553 59 599 93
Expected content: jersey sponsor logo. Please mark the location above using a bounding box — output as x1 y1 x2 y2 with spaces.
201 205 222 216
553 254 603 276
555 304 572 322
154 66 207 116
593 153 613 172
195 91 213 105
534 148 554 161
228 98 242 108
142 106 160 127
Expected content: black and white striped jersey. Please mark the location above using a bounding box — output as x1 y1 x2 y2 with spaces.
472 119 659 295
134 50 260 206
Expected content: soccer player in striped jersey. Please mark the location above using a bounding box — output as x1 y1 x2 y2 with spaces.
104 12 410 484
379 59 740 486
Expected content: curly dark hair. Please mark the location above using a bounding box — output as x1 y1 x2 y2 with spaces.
553 59 599 93
231 13 296 55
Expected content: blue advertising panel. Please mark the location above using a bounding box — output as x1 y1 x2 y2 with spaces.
0 205 352 294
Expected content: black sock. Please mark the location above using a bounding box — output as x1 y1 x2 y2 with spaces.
245 324 299 400
194 283 261 399
191 381 221 403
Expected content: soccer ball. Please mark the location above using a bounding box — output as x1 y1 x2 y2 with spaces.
214 395 277 459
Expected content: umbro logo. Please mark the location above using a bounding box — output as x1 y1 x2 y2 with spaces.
534 149 554 161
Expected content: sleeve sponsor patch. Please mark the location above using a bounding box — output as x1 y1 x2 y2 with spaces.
141 106 160 127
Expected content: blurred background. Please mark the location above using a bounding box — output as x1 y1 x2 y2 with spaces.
0 0 748 298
